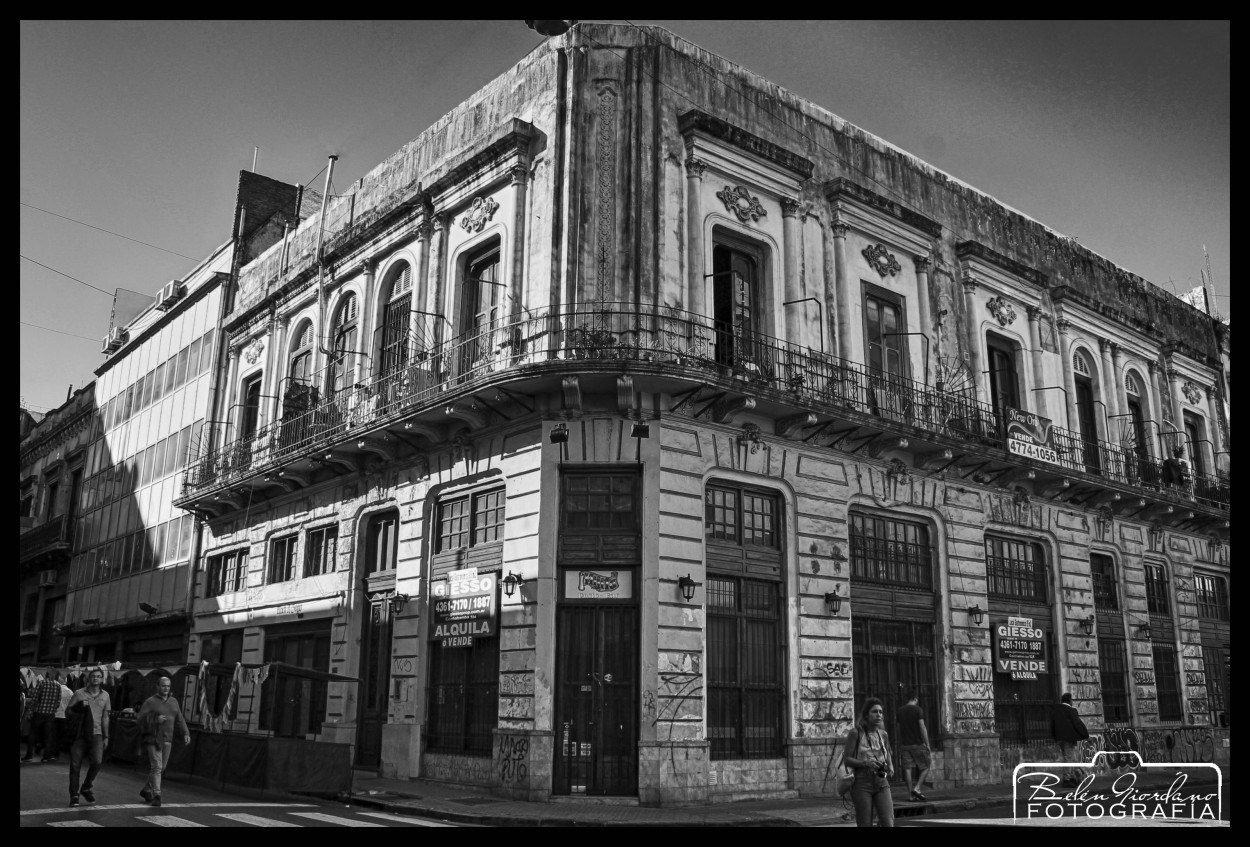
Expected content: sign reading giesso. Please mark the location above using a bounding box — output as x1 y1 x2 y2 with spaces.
430 568 497 647
994 615 1049 679
1005 407 1060 466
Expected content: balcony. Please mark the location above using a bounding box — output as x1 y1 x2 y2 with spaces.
20 513 71 565
176 303 1229 517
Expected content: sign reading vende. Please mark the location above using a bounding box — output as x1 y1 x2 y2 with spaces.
994 616 1048 680
1005 407 1060 466
430 568 497 648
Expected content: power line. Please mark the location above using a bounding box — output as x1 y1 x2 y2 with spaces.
20 202 198 261
20 321 100 342
20 254 114 296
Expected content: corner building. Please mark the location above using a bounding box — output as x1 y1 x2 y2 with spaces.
176 25 1230 801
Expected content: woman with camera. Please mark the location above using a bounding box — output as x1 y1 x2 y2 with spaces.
843 697 895 827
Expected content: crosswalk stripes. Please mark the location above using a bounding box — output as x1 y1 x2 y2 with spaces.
289 812 386 826
137 815 208 827
47 821 102 827
356 811 455 826
214 813 303 827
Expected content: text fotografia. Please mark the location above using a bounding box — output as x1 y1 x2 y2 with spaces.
1013 756 1221 822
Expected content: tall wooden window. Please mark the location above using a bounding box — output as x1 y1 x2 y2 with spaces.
459 243 501 372
364 511 398 576
705 483 784 760
289 321 314 385
304 524 338 577
206 549 247 597
329 293 359 396
1145 563 1169 615
425 634 499 756
986 332 1021 424
863 285 907 380
379 263 412 378
267 535 297 584
711 239 763 372
1098 638 1130 722
1194 573 1229 621
1090 553 1119 612
849 512 932 589
986 536 1048 603
436 488 505 553
1152 643 1183 722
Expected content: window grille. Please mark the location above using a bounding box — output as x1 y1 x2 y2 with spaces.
1090 553 1119 612
985 536 1048 602
1145 564 1169 615
1203 648 1229 727
1098 638 1130 722
704 485 779 548
850 512 932 589
564 475 637 531
851 617 940 745
994 631 1059 744
1152 643 1183 722
1194 574 1228 621
425 634 499 756
436 488 505 552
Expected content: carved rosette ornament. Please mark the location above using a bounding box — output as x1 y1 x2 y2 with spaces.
716 185 768 223
1181 381 1202 406
862 243 902 277
459 196 500 233
243 337 265 365
986 295 1018 327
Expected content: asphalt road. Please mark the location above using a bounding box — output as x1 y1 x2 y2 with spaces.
19 758 470 828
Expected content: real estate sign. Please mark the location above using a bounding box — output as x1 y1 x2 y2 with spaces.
430 568 497 647
994 616 1049 680
1005 407 1060 466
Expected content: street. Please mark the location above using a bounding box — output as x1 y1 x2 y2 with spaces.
19 759 470 828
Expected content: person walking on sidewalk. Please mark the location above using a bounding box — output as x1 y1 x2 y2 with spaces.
53 677 73 761
22 672 62 762
1051 692 1089 787
843 697 895 827
66 668 111 807
896 689 931 801
137 676 190 807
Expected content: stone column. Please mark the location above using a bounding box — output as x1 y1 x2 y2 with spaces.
914 255 933 384
222 343 241 449
1149 360 1167 455
961 274 985 403
1167 366 1186 447
412 218 433 349
509 164 529 316
1057 318 1077 432
1026 305 1047 419
265 315 289 426
832 211 852 362
358 259 377 382
781 197 805 350
1099 339 1120 429
684 154 707 318
428 213 449 344
1205 385 1224 471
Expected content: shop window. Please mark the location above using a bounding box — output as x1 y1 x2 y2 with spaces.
985 536 1048 603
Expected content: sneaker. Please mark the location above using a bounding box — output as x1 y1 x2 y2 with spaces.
80 788 95 803
151 795 162 808
140 788 154 803
69 796 80 807
911 790 927 801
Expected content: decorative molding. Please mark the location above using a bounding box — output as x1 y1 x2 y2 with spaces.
776 412 816 440
1181 381 1202 406
677 110 815 180
780 197 802 219
960 272 978 291
562 376 582 417
684 156 708 179
716 185 767 223
913 255 932 274
616 375 635 416
862 243 902 277
985 295 1018 327
738 422 763 454
459 196 499 233
713 395 756 423
242 337 265 365
1026 305 1043 321
830 211 849 238
415 219 433 240
596 87 618 302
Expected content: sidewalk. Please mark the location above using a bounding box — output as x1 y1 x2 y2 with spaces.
343 767 1226 826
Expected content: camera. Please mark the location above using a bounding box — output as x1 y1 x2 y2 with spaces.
875 762 889 776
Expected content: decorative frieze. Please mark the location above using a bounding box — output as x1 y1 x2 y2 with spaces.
716 185 767 223
985 295 1018 327
459 196 499 233
862 243 902 277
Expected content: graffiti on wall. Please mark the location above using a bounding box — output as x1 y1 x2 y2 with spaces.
496 733 530 786
1000 726 1217 773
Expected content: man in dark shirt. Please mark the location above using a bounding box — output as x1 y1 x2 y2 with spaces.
22 672 62 762
1051 692 1089 786
896 689 931 801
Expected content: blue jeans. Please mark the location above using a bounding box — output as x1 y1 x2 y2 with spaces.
69 735 104 798
851 770 895 827
143 741 173 796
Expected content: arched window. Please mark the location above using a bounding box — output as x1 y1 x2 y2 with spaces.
289 320 314 385
329 294 359 396
1072 349 1100 472
1124 369 1149 461
378 263 412 378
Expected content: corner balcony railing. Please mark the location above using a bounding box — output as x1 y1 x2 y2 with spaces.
180 303 1229 512
20 513 71 563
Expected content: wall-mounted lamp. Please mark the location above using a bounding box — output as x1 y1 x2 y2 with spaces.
81 618 100 626
630 421 650 439
677 574 700 602
824 586 842 616
1081 615 1095 636
549 423 569 444
388 593 409 615
1137 622 1152 641
967 604 985 626
502 571 525 598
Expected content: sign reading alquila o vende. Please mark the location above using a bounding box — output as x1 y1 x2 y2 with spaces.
994 616 1048 680
430 568 497 647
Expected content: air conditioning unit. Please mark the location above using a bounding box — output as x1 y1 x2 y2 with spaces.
156 279 184 310
39 569 58 587
102 326 128 354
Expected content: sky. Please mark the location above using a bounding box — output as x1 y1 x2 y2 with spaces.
20 20 1230 414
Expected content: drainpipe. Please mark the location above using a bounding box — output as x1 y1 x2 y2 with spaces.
316 156 340 358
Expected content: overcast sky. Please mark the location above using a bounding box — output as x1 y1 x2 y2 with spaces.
20 20 1229 414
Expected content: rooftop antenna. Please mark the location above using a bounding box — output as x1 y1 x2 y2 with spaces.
1202 245 1219 320
252 146 259 173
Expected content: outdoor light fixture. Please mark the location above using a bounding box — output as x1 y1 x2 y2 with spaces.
82 618 100 626
139 602 160 615
1081 615 1095 636
549 423 569 444
630 421 650 439
1137 622 1152 641
388 593 409 615
967 604 985 626
824 586 842 616
677 574 699 602
503 571 525 598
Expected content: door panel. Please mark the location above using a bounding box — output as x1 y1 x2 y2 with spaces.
554 605 637 795
355 598 392 767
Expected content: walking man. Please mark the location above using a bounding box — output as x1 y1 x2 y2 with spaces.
137 676 190 807
66 668 111 807
896 689 931 801
53 676 74 761
1051 692 1089 786
22 672 61 762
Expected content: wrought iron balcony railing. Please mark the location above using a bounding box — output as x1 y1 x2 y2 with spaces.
180 303 1229 511
20 513 70 563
